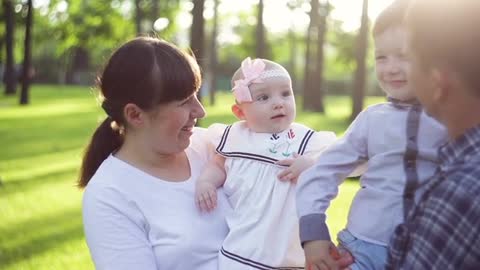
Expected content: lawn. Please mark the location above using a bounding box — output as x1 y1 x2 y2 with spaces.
0 85 384 269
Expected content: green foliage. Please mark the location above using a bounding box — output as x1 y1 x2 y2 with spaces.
0 86 384 269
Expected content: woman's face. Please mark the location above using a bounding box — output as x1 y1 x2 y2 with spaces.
144 93 206 154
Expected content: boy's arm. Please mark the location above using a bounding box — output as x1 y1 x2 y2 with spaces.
296 110 370 268
195 153 226 212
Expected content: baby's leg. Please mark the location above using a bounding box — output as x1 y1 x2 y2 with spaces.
337 229 388 270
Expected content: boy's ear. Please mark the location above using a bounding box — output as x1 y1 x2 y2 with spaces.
232 104 246 120
123 103 145 126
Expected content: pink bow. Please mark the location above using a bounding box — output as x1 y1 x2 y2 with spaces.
232 57 266 103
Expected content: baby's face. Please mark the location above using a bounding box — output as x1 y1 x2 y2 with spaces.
240 78 296 134
375 26 415 101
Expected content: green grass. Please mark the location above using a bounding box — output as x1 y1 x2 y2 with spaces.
0 85 384 269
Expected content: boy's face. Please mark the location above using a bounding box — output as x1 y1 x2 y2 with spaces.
374 26 415 101
236 78 296 134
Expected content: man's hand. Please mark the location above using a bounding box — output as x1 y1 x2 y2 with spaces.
304 240 353 270
195 181 218 212
276 153 315 183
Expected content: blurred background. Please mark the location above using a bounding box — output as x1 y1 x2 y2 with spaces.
1 0 392 269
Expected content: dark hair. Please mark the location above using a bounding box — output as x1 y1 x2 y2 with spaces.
372 0 409 38
78 37 201 188
406 0 480 96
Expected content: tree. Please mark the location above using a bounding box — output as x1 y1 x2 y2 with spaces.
286 0 304 92
3 0 16 95
20 0 33 105
190 0 205 69
310 1 330 113
255 0 266 58
303 0 329 112
208 0 219 105
152 0 160 22
135 0 144 35
351 0 369 120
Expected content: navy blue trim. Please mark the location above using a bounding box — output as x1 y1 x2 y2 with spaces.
219 151 278 164
297 130 314 155
216 125 232 153
221 247 304 270
216 125 314 165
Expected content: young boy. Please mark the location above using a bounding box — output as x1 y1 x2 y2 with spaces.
387 0 480 268
296 1 448 269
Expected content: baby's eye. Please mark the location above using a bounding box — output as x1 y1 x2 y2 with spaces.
282 90 292 97
375 55 386 61
257 95 269 101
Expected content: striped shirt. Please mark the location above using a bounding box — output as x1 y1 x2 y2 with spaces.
386 124 480 269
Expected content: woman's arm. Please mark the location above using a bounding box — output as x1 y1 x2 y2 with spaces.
82 185 157 270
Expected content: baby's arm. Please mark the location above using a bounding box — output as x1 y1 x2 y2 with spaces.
195 153 226 212
276 153 315 183
277 131 337 183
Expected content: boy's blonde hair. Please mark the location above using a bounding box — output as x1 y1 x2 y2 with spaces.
406 0 480 96
372 0 409 38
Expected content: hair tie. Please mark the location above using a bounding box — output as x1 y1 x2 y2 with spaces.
101 101 114 119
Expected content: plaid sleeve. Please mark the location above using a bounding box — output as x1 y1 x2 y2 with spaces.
387 167 480 269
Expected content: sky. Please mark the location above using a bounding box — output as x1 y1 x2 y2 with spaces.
174 0 396 45
200 0 396 32
33 0 396 44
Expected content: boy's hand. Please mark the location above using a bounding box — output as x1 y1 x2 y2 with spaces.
304 240 350 270
276 153 315 183
195 181 218 212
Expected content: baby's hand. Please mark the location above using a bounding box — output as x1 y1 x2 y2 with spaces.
195 181 218 212
276 153 315 183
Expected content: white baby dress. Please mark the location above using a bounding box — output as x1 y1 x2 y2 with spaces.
208 121 336 270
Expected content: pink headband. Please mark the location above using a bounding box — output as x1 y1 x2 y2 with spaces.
232 57 290 103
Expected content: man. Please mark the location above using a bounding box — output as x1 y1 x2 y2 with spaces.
386 0 480 269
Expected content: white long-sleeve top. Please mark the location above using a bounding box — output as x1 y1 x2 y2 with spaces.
82 128 230 270
296 102 448 246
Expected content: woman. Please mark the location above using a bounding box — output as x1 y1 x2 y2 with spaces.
79 37 230 270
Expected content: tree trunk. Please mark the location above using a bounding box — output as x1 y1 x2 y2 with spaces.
209 0 219 105
135 0 144 36
288 28 297 93
302 0 319 111
65 47 89 85
190 0 205 123
152 0 160 21
311 1 328 113
351 0 369 120
255 0 266 58
20 0 33 105
190 0 205 68
3 0 16 95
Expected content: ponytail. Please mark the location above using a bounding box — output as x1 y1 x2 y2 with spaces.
78 117 123 188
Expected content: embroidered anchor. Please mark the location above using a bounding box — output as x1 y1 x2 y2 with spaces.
282 129 296 157
269 133 280 153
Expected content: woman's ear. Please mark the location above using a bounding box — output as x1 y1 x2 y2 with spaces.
232 104 246 120
123 103 145 127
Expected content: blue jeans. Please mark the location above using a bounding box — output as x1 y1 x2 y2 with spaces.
337 229 388 270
